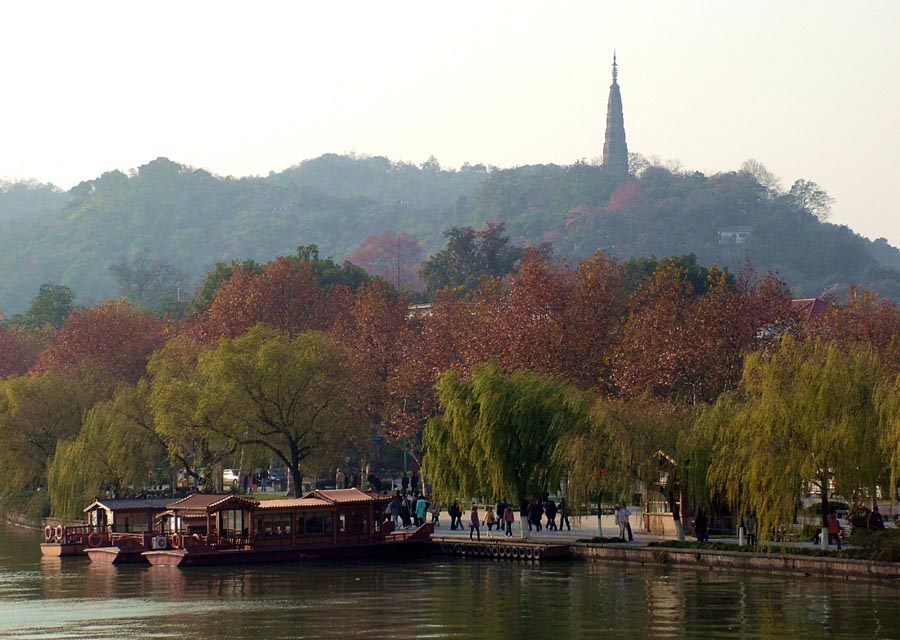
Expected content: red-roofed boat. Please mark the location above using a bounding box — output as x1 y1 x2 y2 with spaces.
142 488 433 567
81 494 229 564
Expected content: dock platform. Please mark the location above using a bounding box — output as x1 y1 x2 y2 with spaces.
428 536 571 561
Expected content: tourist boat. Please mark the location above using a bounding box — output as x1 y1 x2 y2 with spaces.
40 522 94 557
81 495 227 564
142 488 433 567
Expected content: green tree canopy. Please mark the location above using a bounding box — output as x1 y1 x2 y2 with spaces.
420 223 525 296
196 325 368 496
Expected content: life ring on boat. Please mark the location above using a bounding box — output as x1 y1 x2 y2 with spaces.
43 525 53 542
490 546 499 558
87 531 104 548
54 525 64 542
171 533 182 549
533 548 543 561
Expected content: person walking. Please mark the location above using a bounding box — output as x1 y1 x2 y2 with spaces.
430 501 441 526
694 507 709 543
401 472 409 495
449 500 462 530
558 498 571 531
615 504 625 540
469 503 481 540
827 511 842 550
496 500 507 529
504 505 515 537
744 513 757 546
389 490 402 528
415 494 428 528
400 494 412 528
529 499 544 532
545 499 558 531
483 505 496 537
521 500 531 532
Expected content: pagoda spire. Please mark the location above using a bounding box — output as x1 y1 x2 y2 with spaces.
602 51 629 177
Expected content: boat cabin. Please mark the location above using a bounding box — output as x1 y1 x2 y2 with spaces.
195 488 392 549
83 498 172 533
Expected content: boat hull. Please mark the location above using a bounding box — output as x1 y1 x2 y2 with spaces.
40 542 86 558
84 546 148 564
144 539 431 567
144 525 435 568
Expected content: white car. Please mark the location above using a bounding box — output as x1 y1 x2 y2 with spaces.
223 469 241 487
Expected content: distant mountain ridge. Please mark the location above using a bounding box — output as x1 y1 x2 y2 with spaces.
0 153 898 314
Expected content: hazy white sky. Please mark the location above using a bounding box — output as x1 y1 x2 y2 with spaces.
2 1 899 243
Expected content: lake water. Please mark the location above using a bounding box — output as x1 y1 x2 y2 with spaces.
1 520 898 639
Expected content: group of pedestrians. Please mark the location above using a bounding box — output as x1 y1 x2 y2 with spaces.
388 490 430 529
444 498 575 540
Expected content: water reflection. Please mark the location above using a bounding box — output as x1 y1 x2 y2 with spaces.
2 520 900 638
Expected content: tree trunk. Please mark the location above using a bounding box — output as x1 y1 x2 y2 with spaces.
288 467 303 498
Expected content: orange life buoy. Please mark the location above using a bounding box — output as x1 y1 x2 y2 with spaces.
54 525 64 542
43 525 53 542
87 531 103 548
171 533 182 549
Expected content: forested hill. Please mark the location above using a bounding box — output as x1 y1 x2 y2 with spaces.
0 154 898 314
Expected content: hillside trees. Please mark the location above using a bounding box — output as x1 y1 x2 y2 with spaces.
12 283 74 329
110 250 190 316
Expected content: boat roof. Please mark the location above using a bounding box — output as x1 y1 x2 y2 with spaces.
205 489 391 513
304 488 392 505
83 498 172 513
256 498 331 510
167 493 234 510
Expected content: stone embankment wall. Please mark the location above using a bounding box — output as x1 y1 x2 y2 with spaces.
3 510 41 530
572 544 900 581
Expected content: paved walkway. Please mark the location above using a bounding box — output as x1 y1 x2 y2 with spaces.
426 510 847 552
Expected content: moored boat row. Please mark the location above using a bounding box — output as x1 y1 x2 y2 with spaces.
41 488 434 567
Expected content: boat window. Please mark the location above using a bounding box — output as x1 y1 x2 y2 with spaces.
304 514 324 536
256 513 291 539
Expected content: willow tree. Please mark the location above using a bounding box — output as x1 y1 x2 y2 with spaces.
423 362 575 510
0 369 110 517
558 393 692 539
48 381 170 518
704 336 882 538
196 325 367 496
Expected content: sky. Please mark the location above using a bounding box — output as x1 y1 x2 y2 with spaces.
2 1 899 244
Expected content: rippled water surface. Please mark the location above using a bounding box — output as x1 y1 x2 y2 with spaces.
1 520 899 639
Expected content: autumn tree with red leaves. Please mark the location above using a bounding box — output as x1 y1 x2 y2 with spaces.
32 299 168 384
613 261 792 403
330 278 410 430
0 325 50 378
807 286 900 377
192 257 330 342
